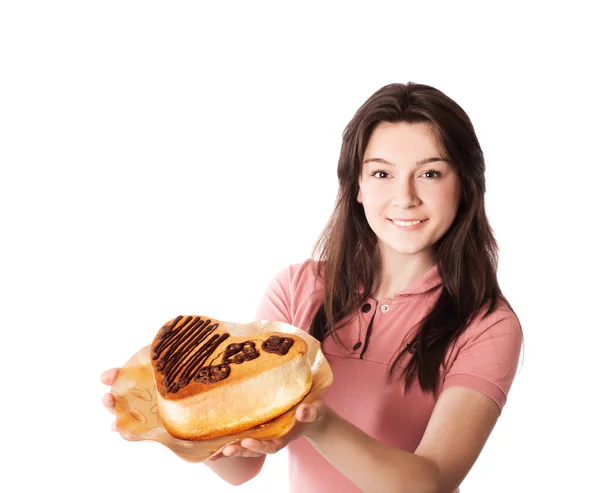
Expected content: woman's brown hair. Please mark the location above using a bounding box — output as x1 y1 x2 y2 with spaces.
309 82 511 394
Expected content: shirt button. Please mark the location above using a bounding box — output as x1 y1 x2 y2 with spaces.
361 303 372 313
381 304 390 313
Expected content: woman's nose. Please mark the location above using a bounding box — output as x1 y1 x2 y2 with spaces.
391 177 421 208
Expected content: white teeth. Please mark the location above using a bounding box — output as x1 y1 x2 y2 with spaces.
392 220 424 227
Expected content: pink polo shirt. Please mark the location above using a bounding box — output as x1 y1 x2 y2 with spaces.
255 259 522 493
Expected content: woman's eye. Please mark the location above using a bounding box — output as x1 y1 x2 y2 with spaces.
371 170 390 179
422 169 441 179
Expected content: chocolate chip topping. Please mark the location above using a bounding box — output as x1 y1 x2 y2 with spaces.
222 341 260 364
194 364 230 384
261 335 294 355
223 343 244 360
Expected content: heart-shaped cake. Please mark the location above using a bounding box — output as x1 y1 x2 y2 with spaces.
150 315 313 440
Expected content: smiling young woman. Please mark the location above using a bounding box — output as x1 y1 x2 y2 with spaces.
357 121 462 296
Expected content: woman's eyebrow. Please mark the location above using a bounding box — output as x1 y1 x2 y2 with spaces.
362 156 448 167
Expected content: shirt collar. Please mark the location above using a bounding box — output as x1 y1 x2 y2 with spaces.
393 264 443 297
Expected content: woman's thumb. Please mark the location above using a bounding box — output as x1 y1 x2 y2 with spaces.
296 403 320 423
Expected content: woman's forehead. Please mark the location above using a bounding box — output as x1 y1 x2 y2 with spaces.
363 122 446 166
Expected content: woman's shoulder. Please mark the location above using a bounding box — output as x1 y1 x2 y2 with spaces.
443 296 523 411
269 258 323 292
256 258 324 325
458 296 522 347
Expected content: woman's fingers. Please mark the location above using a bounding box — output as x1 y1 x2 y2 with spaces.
100 368 120 385
208 438 288 461
100 369 121 434
220 443 264 458
103 393 116 413
240 438 280 455
101 370 118 436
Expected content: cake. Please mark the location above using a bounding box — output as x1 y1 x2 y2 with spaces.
150 315 313 440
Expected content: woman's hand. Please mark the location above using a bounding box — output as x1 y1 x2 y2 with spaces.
100 368 120 432
209 397 331 461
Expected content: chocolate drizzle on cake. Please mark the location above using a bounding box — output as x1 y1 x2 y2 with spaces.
152 316 231 393
261 336 294 355
222 341 260 364
194 364 231 384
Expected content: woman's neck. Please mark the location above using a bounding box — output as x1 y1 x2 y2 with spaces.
371 248 436 300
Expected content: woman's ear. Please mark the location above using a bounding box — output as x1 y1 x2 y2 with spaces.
357 188 362 203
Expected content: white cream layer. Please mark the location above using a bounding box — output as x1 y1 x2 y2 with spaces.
157 355 312 437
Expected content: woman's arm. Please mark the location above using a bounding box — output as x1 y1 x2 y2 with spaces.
234 386 500 493
304 386 500 493
203 454 266 486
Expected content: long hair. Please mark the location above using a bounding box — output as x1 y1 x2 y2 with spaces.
309 82 510 394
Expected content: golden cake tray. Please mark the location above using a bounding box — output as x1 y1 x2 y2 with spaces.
110 319 333 462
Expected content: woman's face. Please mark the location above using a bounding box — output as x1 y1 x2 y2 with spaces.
357 121 462 265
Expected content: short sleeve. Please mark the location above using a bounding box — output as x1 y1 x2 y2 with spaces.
442 307 523 412
255 266 294 324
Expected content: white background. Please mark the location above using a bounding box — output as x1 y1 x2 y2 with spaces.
1 1 598 492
